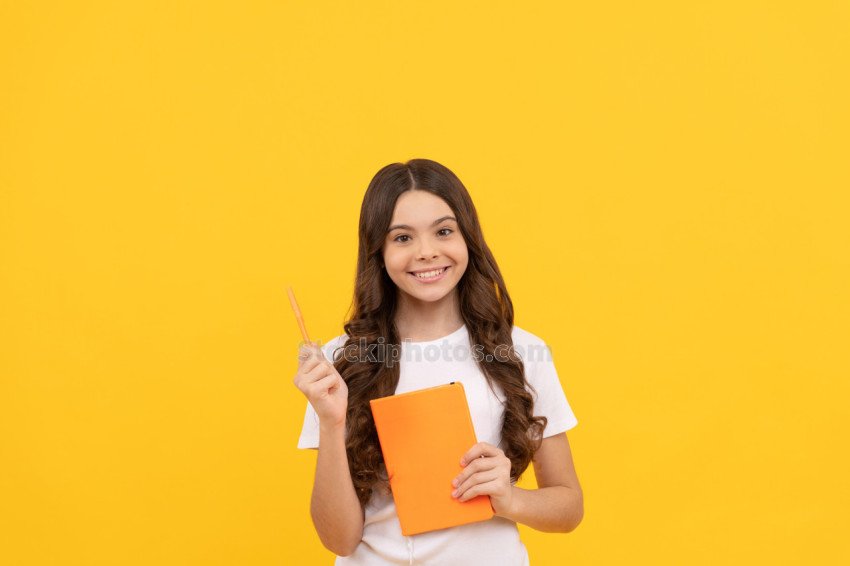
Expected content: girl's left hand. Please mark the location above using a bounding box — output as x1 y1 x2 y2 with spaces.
451 442 514 516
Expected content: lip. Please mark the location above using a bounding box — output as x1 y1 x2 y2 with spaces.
408 266 450 283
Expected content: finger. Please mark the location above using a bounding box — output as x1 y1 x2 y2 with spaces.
297 351 322 376
458 479 500 502
300 340 329 367
303 359 335 383
460 442 502 466
453 456 499 486
294 359 332 390
298 351 322 370
454 470 499 498
298 341 325 366
307 372 341 398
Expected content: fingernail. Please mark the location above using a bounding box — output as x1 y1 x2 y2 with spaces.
451 490 458 497
451 479 457 487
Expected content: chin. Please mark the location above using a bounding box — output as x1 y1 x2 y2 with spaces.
409 290 451 302
401 283 454 303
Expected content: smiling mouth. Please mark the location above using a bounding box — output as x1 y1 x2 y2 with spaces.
408 266 450 280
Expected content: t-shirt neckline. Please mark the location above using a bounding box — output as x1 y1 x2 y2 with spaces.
399 323 468 346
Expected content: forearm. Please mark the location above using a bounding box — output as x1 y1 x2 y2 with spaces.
495 485 584 533
310 422 364 556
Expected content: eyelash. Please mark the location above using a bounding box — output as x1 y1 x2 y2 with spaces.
393 228 453 243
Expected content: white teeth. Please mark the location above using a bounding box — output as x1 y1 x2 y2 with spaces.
414 268 445 279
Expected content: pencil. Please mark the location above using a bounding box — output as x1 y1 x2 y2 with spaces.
286 286 312 344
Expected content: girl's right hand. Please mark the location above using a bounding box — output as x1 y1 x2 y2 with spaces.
293 341 348 429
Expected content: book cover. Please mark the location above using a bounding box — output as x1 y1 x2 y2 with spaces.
369 381 495 536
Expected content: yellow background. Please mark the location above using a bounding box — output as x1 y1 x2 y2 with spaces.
2 1 848 564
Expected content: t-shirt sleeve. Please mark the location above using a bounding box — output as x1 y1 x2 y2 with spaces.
297 400 321 450
525 342 578 437
296 337 344 450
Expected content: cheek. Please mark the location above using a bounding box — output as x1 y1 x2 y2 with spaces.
383 249 409 273
451 242 469 267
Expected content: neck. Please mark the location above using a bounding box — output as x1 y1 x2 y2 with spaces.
394 289 464 342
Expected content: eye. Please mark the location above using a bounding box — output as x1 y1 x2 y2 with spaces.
437 228 453 237
393 234 411 243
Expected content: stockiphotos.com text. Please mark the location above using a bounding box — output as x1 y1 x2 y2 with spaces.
300 338 553 368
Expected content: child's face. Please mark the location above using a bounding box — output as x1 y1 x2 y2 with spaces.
382 190 469 304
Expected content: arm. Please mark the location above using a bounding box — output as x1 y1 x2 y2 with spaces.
310 421 365 556
496 432 584 533
294 341 363 556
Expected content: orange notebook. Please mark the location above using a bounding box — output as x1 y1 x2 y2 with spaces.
369 381 495 536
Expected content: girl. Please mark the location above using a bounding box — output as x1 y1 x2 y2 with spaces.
294 159 583 565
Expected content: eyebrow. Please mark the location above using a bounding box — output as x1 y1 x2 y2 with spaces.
387 215 457 233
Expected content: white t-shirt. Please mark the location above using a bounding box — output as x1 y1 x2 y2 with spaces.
297 324 579 565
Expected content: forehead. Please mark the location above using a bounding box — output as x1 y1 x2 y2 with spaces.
390 191 453 224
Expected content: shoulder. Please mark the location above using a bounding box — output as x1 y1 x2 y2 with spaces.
511 325 546 348
510 325 553 364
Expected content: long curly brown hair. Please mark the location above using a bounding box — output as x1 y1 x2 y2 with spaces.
333 158 547 508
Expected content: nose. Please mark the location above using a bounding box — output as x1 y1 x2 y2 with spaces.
416 238 438 261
